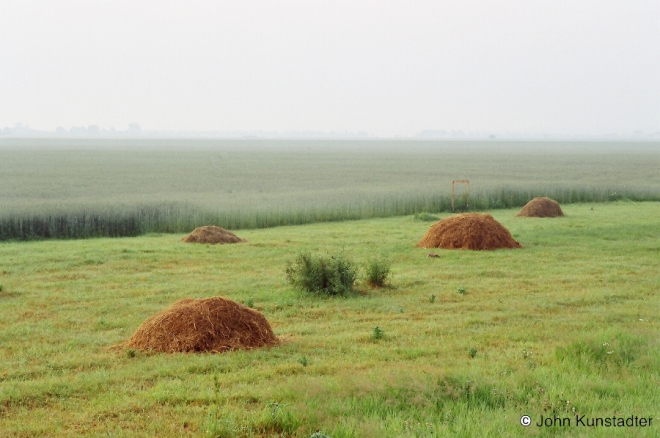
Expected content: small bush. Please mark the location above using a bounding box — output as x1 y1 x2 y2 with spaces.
372 326 384 340
285 251 357 296
365 257 391 287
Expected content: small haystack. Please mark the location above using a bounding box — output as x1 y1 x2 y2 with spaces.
125 297 279 353
516 197 564 218
182 226 246 244
417 213 521 250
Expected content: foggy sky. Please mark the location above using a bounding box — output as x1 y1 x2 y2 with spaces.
1 1 659 137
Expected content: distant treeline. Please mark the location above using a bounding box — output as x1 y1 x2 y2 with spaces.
1 187 658 241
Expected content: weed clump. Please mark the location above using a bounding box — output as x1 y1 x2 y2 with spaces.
372 326 384 340
555 332 646 371
124 297 279 353
285 252 357 296
365 257 391 287
414 212 440 221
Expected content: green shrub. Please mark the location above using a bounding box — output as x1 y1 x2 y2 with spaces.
365 257 391 287
285 252 357 296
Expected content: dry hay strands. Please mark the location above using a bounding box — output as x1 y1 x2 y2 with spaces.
417 213 521 250
124 297 279 353
182 225 246 244
516 197 564 218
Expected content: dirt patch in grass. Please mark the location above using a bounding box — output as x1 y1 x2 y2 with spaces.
124 297 279 353
417 213 521 250
182 226 246 244
516 197 564 218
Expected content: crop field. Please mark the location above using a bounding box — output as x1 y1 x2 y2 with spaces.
1 139 660 240
0 201 659 437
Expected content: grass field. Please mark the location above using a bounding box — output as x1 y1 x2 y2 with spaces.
0 201 658 437
1 139 660 239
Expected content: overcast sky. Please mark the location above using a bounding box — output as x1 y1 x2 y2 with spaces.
1 1 658 136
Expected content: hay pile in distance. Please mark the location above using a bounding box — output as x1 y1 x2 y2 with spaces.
182 226 246 244
516 197 564 218
417 213 521 250
124 297 279 353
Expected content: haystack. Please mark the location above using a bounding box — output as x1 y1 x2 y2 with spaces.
125 297 279 353
516 197 564 218
417 213 521 250
182 226 246 244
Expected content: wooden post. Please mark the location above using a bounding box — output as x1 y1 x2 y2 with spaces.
451 180 470 211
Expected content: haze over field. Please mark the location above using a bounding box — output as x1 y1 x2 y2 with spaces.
1 1 659 138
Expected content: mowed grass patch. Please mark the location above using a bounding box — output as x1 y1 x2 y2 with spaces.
0 202 658 436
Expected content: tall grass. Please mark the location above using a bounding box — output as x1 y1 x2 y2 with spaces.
1 186 658 241
2 139 660 240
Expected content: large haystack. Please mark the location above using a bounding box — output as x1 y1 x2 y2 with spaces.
182 226 246 244
417 213 521 250
125 297 279 353
516 197 564 218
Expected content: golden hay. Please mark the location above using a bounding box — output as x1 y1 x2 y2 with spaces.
516 197 564 218
417 213 521 250
182 226 246 244
124 297 279 353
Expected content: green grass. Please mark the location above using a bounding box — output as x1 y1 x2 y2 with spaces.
0 201 658 436
1 139 660 240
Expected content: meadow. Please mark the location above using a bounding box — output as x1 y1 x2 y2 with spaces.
0 201 658 437
1 139 660 239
